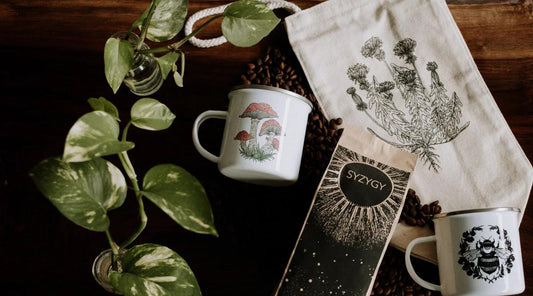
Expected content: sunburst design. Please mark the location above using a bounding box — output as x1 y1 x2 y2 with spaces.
312 145 410 249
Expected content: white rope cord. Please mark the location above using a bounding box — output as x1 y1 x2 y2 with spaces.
184 0 301 48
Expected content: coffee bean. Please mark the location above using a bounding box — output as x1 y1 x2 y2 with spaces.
421 204 430 215
401 189 442 229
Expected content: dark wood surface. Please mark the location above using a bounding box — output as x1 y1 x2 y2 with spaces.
0 0 531 295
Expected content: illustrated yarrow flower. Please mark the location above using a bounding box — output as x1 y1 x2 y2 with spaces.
394 38 417 64
361 37 385 61
347 63 370 90
397 69 417 86
426 61 438 71
377 81 395 93
347 87 368 111
347 63 369 82
427 61 442 86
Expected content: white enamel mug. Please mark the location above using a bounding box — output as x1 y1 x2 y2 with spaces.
405 208 524 296
192 85 312 186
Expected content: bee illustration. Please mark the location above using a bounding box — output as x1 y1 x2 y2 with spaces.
463 237 511 275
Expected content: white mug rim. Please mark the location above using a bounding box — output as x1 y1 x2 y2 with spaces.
229 84 314 109
433 207 520 219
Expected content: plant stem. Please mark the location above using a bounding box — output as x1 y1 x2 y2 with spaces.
137 14 223 56
120 192 147 249
137 1 158 51
169 14 224 51
138 47 173 55
105 229 119 255
366 127 412 150
411 62 428 94
118 121 148 249
179 50 185 81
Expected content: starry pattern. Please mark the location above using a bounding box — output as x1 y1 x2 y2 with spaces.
276 145 411 296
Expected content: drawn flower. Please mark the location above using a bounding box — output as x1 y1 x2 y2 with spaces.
393 38 417 64
396 69 417 86
361 37 385 61
426 61 438 71
347 63 370 90
427 61 442 87
377 81 395 93
347 87 368 111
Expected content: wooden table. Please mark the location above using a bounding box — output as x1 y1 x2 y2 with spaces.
0 0 531 295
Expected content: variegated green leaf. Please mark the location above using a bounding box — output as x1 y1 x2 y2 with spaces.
143 0 189 42
131 0 159 29
63 111 135 162
104 37 134 94
142 164 217 236
156 52 179 80
88 97 120 121
109 244 201 296
29 157 127 232
131 98 176 131
222 0 280 47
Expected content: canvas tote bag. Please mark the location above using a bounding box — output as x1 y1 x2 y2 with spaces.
187 0 532 261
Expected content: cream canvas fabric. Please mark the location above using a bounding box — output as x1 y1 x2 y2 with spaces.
286 0 532 261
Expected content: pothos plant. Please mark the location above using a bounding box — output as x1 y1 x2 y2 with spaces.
104 0 281 93
30 0 281 295
30 97 217 295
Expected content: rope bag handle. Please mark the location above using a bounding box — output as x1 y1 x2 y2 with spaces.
184 0 301 48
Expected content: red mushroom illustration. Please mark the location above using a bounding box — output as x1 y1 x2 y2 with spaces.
272 138 280 151
239 103 278 150
259 119 282 152
234 130 252 148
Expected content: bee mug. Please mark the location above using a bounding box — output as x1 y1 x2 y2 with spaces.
192 85 312 186
405 208 524 296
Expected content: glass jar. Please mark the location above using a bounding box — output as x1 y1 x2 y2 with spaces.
92 249 116 292
111 31 163 96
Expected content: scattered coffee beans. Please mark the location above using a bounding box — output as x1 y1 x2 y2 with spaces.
401 189 442 228
240 47 442 296
371 248 438 296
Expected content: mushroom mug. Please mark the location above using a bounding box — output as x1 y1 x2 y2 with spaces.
192 84 312 186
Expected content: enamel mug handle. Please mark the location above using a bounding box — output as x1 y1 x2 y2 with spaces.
405 236 441 292
192 110 228 163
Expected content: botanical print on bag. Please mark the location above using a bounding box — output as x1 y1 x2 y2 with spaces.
458 225 515 283
346 37 470 172
234 102 281 161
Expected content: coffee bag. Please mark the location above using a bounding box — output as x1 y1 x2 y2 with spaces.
274 126 417 296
